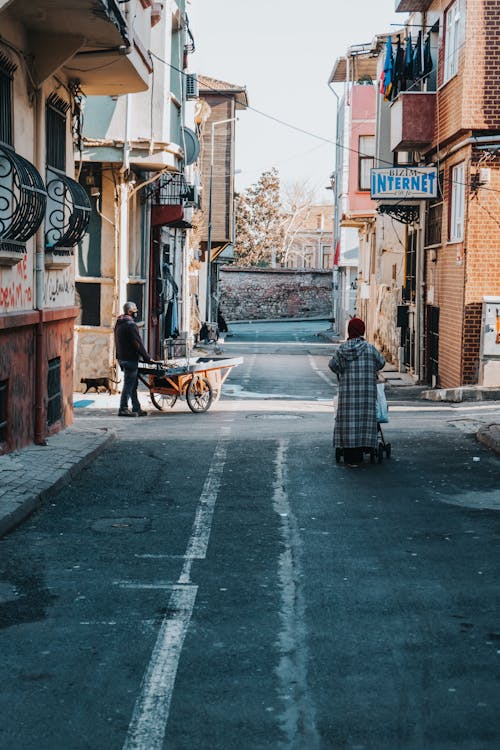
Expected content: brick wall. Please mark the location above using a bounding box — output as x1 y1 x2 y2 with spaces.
219 267 333 321
435 0 487 144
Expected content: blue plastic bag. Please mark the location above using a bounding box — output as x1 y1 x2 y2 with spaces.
376 383 389 423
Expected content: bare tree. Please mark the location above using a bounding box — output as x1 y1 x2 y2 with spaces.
279 180 317 266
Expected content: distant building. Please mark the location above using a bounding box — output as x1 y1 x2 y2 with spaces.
197 76 248 325
283 205 334 271
328 51 378 337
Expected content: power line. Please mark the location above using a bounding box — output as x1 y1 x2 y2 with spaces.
150 52 500 198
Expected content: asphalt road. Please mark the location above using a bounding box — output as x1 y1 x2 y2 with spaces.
0 320 499 749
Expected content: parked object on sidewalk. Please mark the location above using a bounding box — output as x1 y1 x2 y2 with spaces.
329 317 386 465
199 321 219 344
138 356 243 413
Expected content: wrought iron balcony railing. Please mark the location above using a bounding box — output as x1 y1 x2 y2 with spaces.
45 167 91 253
151 173 191 206
0 144 47 263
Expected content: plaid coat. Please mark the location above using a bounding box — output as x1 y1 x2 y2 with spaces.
329 339 385 448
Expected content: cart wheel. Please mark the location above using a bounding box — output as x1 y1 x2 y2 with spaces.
370 449 376 464
186 376 213 413
378 443 384 463
386 443 392 459
150 393 177 411
335 447 341 463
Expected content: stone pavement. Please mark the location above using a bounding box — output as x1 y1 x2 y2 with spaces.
0 424 114 538
1 339 499 540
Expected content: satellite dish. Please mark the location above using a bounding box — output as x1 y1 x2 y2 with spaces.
181 127 200 165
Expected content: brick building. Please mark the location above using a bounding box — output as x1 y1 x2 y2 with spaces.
342 0 500 388
392 0 500 387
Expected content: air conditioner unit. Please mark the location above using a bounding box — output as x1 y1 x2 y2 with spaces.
185 73 199 100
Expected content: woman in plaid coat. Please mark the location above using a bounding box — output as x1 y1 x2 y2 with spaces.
329 317 385 466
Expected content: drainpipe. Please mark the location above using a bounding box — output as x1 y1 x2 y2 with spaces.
118 94 132 312
417 202 426 383
34 86 47 445
328 81 340 333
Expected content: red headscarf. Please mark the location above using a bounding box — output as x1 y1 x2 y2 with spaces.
348 317 365 339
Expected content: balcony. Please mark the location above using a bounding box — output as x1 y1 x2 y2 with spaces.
45 168 91 267
2 0 151 95
0 145 47 266
390 92 436 152
395 1 432 10
150 173 194 229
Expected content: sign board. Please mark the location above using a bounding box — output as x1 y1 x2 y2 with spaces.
370 167 438 200
481 296 500 358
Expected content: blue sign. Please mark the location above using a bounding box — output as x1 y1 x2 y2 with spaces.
371 167 438 199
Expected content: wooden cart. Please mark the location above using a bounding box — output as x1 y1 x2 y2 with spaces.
137 356 243 413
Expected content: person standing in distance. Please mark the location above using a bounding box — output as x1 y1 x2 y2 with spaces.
114 301 152 416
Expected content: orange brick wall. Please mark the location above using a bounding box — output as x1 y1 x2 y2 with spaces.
483 0 500 129
424 0 500 387
434 0 488 145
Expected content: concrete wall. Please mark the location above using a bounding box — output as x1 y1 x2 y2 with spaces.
219 267 333 321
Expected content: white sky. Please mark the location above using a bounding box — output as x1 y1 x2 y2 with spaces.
188 0 407 202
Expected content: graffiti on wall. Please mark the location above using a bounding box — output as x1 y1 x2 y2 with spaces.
45 267 75 308
0 255 33 311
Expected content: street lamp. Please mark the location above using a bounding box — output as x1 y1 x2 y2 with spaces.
205 117 237 322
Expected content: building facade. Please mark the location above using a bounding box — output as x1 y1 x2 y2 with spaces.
328 53 378 338
283 205 334 270
0 0 152 453
75 1 200 373
334 1 500 388
197 76 248 327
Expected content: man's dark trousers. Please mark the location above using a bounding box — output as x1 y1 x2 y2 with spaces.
119 360 141 412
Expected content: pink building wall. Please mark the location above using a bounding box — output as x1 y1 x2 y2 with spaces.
348 85 377 216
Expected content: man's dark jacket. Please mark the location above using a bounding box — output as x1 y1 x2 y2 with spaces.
114 314 151 362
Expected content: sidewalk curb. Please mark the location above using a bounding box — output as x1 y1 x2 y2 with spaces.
0 428 116 539
476 424 500 456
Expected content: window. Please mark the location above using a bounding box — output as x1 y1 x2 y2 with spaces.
322 245 332 269
76 282 101 326
46 95 69 170
358 136 375 191
444 0 463 83
425 170 444 247
126 283 144 321
0 379 8 444
316 214 324 231
0 54 15 146
403 229 417 303
450 162 465 242
47 357 62 426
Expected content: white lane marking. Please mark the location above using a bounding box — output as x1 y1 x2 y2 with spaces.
308 353 335 386
114 582 185 590
122 585 198 750
179 433 229 584
123 429 230 750
273 440 320 748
